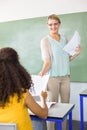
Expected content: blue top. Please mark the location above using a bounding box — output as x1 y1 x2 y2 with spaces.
48 35 70 77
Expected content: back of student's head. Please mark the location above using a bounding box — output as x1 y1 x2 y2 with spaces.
0 47 32 107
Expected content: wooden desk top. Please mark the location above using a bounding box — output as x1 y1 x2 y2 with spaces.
29 102 75 119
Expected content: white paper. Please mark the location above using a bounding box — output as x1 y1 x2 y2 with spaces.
36 101 56 108
30 75 49 96
28 102 56 113
63 31 80 56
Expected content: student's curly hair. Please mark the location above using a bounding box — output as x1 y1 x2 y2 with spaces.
0 47 33 107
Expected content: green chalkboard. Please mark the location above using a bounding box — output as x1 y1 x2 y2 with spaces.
0 12 87 82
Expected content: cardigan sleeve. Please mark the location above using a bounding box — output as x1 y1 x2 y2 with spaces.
40 36 52 62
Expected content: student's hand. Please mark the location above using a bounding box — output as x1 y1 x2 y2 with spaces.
40 91 47 101
25 90 48 118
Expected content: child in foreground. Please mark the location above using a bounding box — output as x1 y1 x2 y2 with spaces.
0 47 48 130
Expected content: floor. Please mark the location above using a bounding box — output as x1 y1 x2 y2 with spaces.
67 120 87 130
32 120 87 130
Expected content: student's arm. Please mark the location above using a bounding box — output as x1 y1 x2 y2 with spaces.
69 45 82 61
24 90 48 119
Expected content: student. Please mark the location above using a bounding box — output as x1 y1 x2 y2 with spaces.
39 14 81 130
0 47 48 130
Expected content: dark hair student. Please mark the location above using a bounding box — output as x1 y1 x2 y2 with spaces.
0 47 48 130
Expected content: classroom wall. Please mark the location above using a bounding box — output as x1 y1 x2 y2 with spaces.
0 0 87 121
0 0 87 22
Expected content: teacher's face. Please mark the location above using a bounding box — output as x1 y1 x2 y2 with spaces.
47 19 60 34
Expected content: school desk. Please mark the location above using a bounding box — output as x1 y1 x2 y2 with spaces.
79 89 87 130
29 102 75 130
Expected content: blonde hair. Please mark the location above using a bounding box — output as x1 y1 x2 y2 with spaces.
47 14 61 24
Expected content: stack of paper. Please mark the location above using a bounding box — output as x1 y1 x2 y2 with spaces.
30 75 49 96
63 31 80 56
